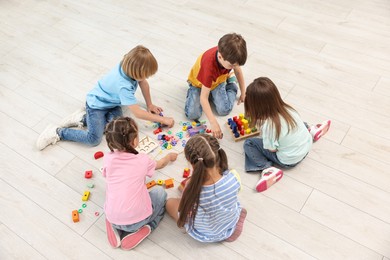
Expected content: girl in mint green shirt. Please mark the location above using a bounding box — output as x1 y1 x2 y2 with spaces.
243 77 331 192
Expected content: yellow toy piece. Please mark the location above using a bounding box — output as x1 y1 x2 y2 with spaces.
82 191 90 201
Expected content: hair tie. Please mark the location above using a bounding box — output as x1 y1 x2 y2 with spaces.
197 158 203 161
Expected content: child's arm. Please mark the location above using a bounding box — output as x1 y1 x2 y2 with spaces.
155 152 178 169
233 66 246 105
128 104 174 127
200 86 223 139
138 79 163 114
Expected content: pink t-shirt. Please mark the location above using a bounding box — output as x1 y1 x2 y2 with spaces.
103 151 157 225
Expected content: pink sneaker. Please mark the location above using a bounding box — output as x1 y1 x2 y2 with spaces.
120 225 151 250
105 218 121 248
256 167 283 192
310 120 331 142
225 208 247 242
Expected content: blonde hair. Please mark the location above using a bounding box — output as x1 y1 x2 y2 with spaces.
121 45 158 80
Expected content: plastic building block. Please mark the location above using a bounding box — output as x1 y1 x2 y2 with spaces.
94 151 104 159
183 168 190 178
157 179 164 185
146 180 156 189
87 183 94 188
82 191 90 201
72 210 79 223
165 178 174 189
85 170 93 179
153 128 162 134
95 211 100 216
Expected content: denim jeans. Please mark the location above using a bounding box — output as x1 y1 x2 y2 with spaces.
58 103 122 146
244 138 299 172
113 187 167 232
184 82 237 120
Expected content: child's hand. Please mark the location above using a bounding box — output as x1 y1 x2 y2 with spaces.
167 152 178 162
148 104 163 114
211 121 223 139
237 93 245 105
162 117 175 128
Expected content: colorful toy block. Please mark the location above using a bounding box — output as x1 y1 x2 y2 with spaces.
85 170 93 179
146 180 156 189
72 210 79 223
94 151 104 159
82 191 90 201
153 128 162 134
226 116 260 142
165 178 174 189
183 168 190 178
157 179 164 185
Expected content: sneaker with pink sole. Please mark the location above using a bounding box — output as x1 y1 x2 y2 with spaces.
309 120 331 142
256 167 283 192
105 218 121 248
225 208 247 242
121 225 151 250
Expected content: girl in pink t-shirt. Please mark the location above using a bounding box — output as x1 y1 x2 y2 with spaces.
103 117 177 250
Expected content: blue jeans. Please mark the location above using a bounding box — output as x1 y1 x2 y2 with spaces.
244 138 299 172
184 82 237 120
113 187 167 232
58 103 122 146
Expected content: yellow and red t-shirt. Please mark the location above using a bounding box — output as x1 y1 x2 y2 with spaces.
188 46 230 90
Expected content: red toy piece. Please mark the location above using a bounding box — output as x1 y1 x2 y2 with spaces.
183 168 190 178
94 151 104 159
85 170 93 179
206 129 212 133
153 128 162 135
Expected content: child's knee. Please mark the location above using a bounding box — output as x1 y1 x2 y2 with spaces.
88 135 102 147
215 105 233 116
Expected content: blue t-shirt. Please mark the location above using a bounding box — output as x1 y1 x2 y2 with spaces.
185 169 242 242
86 63 138 109
262 110 312 165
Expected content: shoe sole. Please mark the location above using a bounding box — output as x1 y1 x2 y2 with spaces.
256 170 283 192
121 225 151 250
313 120 331 142
225 208 247 242
105 219 121 248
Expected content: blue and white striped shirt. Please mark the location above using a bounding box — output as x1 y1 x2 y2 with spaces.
185 169 242 242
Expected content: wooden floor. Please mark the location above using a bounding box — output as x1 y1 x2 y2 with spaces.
1 0 390 259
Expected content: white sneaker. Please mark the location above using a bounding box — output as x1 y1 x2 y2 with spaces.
36 125 60 150
59 108 86 128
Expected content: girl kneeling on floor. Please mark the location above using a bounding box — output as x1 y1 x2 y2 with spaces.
243 77 331 192
166 134 246 242
103 117 177 250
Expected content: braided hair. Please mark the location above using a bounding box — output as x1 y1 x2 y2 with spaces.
104 117 139 154
177 134 228 228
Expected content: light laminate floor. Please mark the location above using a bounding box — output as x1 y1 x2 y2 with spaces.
1 0 390 259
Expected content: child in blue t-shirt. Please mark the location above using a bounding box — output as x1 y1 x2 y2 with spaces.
37 45 174 150
243 77 331 192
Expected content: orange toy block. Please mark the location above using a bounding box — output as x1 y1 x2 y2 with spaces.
72 210 79 223
82 191 90 201
146 180 156 189
165 178 174 189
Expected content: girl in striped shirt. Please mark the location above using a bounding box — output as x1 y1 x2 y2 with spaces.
166 134 246 242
